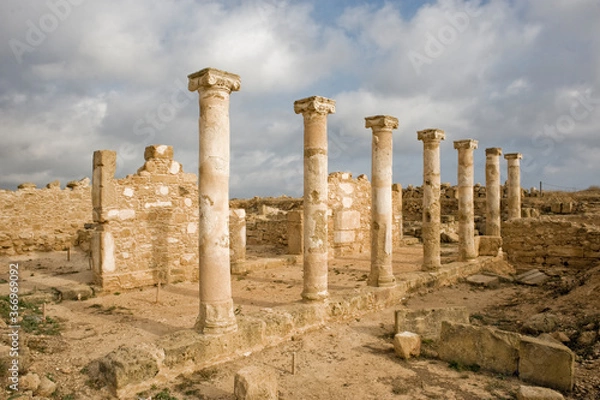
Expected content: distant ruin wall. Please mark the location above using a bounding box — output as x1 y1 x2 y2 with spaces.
0 180 92 256
503 218 600 268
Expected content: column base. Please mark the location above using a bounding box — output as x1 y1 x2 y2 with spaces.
301 290 329 302
367 271 396 287
195 299 238 335
421 263 441 271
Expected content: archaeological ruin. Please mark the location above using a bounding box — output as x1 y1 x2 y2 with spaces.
1 67 599 399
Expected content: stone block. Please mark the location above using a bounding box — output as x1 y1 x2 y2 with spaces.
516 385 564 400
234 365 278 400
395 307 469 340
441 232 459 243
334 230 355 244
466 274 499 288
98 343 164 390
438 321 520 375
54 284 94 301
518 336 575 392
393 332 421 359
478 235 502 256
144 144 173 160
334 210 361 230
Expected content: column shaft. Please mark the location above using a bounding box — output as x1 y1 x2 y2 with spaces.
294 96 335 301
505 153 523 220
366 115 398 287
454 139 478 261
418 129 445 270
188 68 240 334
485 148 502 236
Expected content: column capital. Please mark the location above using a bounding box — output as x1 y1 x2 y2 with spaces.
365 115 399 131
486 147 502 156
453 139 478 150
294 96 336 115
188 68 241 93
417 128 445 142
504 152 522 160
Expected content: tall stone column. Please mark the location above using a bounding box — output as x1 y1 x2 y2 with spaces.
485 148 502 236
504 153 523 220
454 139 478 261
294 96 335 301
365 115 398 287
188 68 240 334
417 129 445 270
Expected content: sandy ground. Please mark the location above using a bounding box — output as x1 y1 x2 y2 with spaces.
0 245 598 399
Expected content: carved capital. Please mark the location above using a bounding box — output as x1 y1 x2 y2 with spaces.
417 128 445 142
294 96 336 116
453 139 478 150
486 147 503 156
365 115 399 131
188 68 241 93
504 152 523 160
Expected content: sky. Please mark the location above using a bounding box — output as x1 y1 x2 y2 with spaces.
1 0 599 198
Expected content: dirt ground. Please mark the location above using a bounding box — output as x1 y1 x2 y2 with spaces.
0 245 599 399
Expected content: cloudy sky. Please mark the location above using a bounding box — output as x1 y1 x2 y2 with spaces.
1 0 599 197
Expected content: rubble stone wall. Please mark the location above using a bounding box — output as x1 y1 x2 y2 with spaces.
0 180 92 256
91 145 199 291
503 217 600 268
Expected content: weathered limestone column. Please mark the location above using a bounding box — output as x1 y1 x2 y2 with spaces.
504 153 523 220
417 129 445 270
230 209 246 274
294 96 335 301
91 150 117 287
485 148 503 236
188 68 240 334
365 115 398 287
454 139 478 261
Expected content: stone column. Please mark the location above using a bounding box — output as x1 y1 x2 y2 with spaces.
188 68 240 334
504 153 523 220
91 150 117 287
294 96 335 301
417 129 445 270
454 139 478 261
365 115 398 287
485 148 502 236
230 209 246 274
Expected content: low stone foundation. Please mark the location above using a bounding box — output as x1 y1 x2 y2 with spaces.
94 256 497 397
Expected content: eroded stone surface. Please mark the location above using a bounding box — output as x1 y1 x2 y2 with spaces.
417 129 445 270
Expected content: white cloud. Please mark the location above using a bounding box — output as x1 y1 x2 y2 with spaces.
0 0 598 194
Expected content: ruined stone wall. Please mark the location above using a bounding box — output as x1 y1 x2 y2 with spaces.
0 180 92 256
503 217 600 268
91 145 199 291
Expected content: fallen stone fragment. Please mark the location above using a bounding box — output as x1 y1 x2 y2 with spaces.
519 336 575 392
394 307 469 340
516 385 565 400
516 269 550 286
36 376 57 397
393 332 421 360
523 313 559 335
20 373 41 391
234 365 277 400
466 274 499 288
54 284 94 301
